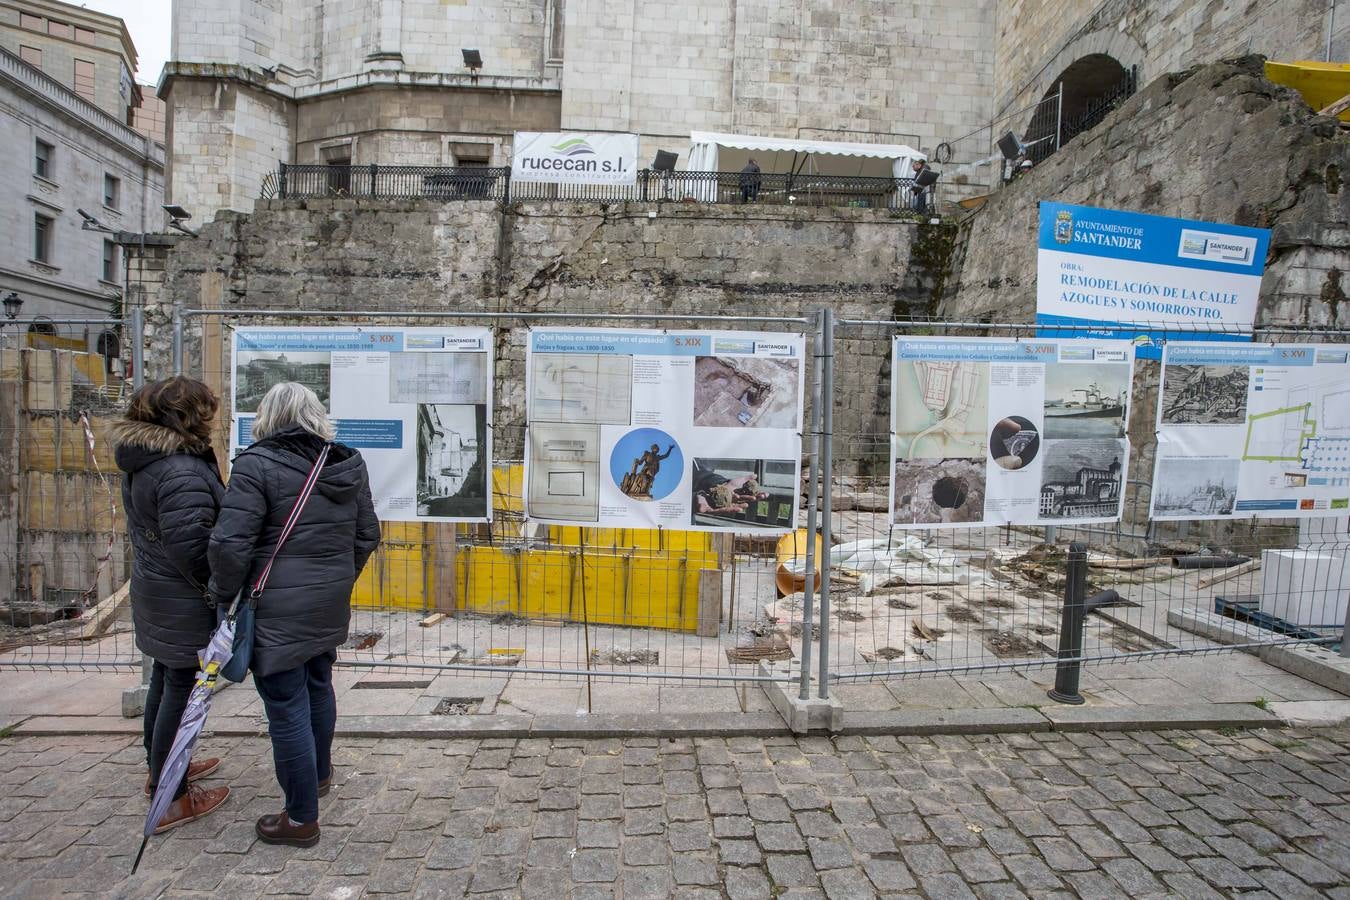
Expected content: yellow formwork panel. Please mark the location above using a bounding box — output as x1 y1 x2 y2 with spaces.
456 545 523 618
453 544 718 633
351 522 432 610
493 464 524 513
548 526 715 553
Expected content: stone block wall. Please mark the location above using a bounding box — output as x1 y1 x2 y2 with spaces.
162 75 294 214
151 200 948 470
561 0 997 169
993 0 1330 120
945 56 1349 329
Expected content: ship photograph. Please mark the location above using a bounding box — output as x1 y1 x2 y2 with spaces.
1042 362 1130 439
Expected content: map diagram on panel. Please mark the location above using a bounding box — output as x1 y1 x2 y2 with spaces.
894 360 989 459
1244 371 1350 482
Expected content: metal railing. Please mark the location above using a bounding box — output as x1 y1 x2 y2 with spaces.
272 163 924 210
0 47 164 165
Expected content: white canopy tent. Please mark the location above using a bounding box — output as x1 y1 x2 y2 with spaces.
686 131 924 179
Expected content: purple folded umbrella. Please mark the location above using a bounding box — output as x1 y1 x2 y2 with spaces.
131 614 236 874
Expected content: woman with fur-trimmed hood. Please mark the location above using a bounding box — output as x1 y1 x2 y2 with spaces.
111 376 230 833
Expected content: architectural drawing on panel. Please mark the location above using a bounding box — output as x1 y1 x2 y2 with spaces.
527 423 601 521
390 352 488 404
531 353 633 424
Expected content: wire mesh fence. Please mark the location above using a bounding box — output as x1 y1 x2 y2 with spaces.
173 308 820 686
2 310 1347 702
0 316 140 671
819 318 1350 692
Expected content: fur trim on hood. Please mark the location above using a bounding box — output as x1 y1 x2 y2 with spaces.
107 419 208 455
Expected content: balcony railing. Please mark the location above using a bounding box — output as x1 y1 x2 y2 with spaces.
0 47 164 166
269 163 926 210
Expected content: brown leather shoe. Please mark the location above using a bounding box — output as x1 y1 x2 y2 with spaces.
256 812 320 847
318 768 334 798
153 784 230 834
145 757 222 796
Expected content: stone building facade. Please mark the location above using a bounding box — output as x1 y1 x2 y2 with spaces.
990 0 1344 147
0 0 164 328
163 0 1341 223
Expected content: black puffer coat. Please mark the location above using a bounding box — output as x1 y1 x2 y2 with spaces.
208 426 380 676
112 420 225 669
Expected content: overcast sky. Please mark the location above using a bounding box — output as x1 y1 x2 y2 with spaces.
82 0 172 84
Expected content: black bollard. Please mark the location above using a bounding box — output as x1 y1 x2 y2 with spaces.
1047 541 1122 705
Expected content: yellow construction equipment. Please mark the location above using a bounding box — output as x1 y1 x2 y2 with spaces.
1265 60 1350 121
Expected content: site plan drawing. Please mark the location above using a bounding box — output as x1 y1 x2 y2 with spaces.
1152 342 1350 519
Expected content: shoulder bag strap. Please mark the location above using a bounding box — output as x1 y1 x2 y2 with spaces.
249 442 331 604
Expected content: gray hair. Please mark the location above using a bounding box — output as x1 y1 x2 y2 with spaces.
251 382 336 442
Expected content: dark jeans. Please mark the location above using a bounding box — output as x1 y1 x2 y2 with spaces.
144 660 196 800
253 650 336 825
740 185 759 202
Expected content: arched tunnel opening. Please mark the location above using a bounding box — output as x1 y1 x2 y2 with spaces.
1021 54 1139 166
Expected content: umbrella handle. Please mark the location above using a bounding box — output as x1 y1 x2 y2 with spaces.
225 589 244 621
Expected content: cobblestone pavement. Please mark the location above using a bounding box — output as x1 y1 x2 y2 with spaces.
3 727 1350 899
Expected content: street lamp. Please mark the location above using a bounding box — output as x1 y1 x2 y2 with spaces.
1 291 22 351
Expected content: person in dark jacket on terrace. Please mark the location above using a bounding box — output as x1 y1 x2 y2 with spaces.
111 376 230 832
208 382 380 847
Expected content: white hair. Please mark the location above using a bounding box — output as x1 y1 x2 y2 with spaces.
251 382 336 442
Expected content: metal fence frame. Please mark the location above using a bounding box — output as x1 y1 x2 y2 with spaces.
4 308 1349 701
166 305 829 689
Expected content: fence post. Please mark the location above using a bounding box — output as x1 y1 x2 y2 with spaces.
1342 597 1350 659
1048 541 1122 704
122 307 150 718
816 308 835 699
797 310 823 700
503 168 511 205
129 306 145 390
171 306 184 376
1054 82 1064 153
278 162 288 199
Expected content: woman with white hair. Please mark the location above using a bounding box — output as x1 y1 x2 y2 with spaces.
208 382 380 847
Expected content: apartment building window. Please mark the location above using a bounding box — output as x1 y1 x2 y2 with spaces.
34 214 53 263
103 174 120 209
19 12 42 31
74 26 96 44
102 240 118 282
74 60 96 102
34 139 53 179
48 20 73 40
19 45 42 68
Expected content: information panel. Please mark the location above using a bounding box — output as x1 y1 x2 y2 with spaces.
230 327 493 523
889 337 1135 528
1036 201 1269 359
1152 342 1350 520
524 328 805 531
